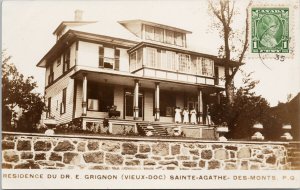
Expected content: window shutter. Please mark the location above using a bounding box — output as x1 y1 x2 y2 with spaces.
114 49 120 70
99 46 104 67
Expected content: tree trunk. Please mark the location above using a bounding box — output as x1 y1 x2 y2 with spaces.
225 81 234 104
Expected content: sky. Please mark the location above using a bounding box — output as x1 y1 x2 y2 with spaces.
2 0 300 106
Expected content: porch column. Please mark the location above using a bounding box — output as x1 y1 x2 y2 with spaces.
82 73 87 116
154 82 160 121
133 80 139 120
198 88 203 124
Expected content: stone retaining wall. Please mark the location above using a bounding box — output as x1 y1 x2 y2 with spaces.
2 133 290 170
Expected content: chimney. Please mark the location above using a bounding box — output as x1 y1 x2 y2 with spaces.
74 10 83 21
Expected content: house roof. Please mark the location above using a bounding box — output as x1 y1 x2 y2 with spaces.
53 21 98 35
55 20 142 42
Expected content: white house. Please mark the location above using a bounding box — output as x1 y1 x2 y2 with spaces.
37 10 240 137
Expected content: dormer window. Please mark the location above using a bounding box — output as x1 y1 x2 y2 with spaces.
154 28 164 42
175 32 184 46
145 25 155 40
165 30 175 44
143 24 186 47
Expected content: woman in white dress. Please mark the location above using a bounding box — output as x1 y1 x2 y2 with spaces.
174 107 182 123
183 107 189 124
190 107 197 124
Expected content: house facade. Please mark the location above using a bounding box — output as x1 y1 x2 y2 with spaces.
37 11 240 135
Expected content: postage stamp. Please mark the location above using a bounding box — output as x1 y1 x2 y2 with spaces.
251 8 289 53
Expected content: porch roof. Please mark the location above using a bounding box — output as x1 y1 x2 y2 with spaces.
70 66 224 93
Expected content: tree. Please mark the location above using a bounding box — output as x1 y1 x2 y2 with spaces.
210 71 271 139
208 0 251 104
2 52 45 131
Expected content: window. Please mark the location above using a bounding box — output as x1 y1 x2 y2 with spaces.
160 50 167 69
196 57 203 75
99 46 120 70
87 83 114 112
166 51 176 71
104 47 114 69
137 48 143 69
57 56 61 67
60 88 67 114
145 25 155 40
146 47 156 68
178 54 190 73
159 91 176 117
130 52 137 72
190 56 198 75
48 64 54 85
165 30 175 44
63 49 70 73
47 97 51 118
175 32 184 46
154 27 164 42
201 58 214 76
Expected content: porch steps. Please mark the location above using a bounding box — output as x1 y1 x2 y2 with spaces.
137 123 169 136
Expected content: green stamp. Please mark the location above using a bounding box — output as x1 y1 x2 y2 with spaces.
251 8 289 53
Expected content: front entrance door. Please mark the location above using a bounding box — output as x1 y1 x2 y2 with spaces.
124 91 143 120
187 96 198 112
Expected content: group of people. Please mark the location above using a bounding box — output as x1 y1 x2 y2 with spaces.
174 106 198 124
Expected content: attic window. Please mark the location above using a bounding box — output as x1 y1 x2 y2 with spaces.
145 25 155 40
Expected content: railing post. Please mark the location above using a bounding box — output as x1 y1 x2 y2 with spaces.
133 79 139 120
154 82 160 121
198 88 203 124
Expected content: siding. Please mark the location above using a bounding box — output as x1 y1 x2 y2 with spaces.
45 70 75 124
45 42 77 86
77 41 129 72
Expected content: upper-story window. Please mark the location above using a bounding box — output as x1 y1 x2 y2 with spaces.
145 25 155 40
144 25 186 47
201 58 214 76
154 28 164 42
63 49 70 73
175 32 184 46
99 46 120 70
165 30 175 44
57 56 61 67
48 64 54 85
178 54 190 73
130 47 214 77
129 48 143 72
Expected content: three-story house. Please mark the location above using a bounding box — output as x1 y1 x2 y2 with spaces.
37 10 241 136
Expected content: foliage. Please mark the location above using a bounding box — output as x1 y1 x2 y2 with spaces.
208 0 252 104
2 52 45 131
210 71 272 139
